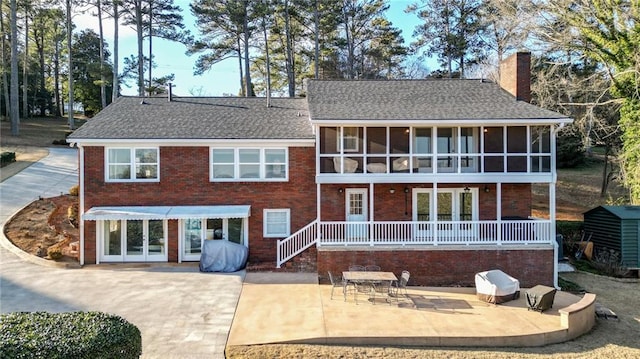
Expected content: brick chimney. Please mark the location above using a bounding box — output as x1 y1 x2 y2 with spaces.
499 52 531 103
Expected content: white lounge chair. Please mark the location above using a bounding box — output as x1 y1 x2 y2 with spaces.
475 269 520 304
333 157 358 173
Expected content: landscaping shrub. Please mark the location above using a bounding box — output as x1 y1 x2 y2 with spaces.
47 247 62 260
1 152 16 167
67 204 79 227
69 185 79 196
0 311 141 359
556 220 583 256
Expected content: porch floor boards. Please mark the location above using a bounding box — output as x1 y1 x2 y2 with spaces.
228 272 584 348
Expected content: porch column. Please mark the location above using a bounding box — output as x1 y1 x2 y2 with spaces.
551 123 561 289
496 183 502 244
370 182 374 246
551 181 558 289
317 183 321 246
433 182 438 245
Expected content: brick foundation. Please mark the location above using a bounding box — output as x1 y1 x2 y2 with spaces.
317 246 554 288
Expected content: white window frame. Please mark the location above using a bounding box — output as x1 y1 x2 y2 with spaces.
339 127 360 153
105 147 160 182
263 209 291 238
210 147 288 182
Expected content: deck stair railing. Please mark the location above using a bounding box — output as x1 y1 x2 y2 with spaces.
277 220 318 268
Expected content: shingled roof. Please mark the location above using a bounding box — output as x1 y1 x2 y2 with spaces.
306 79 571 123
68 96 312 141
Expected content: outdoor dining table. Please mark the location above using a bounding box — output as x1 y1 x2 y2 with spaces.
342 271 398 303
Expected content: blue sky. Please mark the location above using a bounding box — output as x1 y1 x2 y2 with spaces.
76 0 423 97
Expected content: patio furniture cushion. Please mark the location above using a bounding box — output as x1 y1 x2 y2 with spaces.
333 157 358 173
366 163 387 173
475 269 520 304
392 157 418 172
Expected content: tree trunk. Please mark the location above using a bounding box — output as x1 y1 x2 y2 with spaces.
262 15 270 107
600 144 611 197
37 26 45 116
66 0 74 129
22 14 28 118
53 32 61 117
148 0 152 95
343 7 354 79
97 0 106 108
236 36 243 96
112 0 119 102
1 0 11 119
284 0 294 97
314 0 319 80
135 0 144 96
242 1 251 97
10 0 19 135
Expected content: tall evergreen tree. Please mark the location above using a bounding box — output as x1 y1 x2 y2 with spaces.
71 29 113 114
189 0 257 96
407 0 484 78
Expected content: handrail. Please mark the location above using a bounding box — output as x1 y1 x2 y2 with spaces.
318 220 552 246
276 220 318 268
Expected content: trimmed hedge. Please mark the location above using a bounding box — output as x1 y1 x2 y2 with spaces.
0 311 141 359
1 152 16 167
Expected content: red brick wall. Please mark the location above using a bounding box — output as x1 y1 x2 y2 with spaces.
317 247 554 288
82 146 317 264
84 221 97 264
320 183 531 221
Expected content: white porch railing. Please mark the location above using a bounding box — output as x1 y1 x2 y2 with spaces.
277 220 318 268
276 219 552 267
317 220 552 246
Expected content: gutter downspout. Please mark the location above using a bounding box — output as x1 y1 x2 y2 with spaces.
78 144 85 266
551 122 566 289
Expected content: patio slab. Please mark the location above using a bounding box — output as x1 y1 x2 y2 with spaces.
227 273 586 348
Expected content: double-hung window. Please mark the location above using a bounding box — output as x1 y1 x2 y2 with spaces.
211 148 288 181
263 209 290 237
106 148 159 181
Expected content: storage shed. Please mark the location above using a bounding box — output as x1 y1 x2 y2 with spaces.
583 206 640 268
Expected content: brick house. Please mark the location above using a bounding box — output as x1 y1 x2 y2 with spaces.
68 52 572 287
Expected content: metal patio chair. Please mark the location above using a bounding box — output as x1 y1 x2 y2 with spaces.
328 271 355 301
390 270 410 300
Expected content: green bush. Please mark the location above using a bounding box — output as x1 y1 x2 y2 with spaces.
0 311 141 359
47 247 63 260
69 185 79 196
557 220 583 256
1 152 16 167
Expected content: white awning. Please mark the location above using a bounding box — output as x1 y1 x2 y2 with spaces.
83 205 251 221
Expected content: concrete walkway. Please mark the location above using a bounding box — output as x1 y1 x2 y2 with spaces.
0 148 244 358
0 147 78 223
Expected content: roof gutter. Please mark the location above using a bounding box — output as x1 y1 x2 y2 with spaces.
309 118 574 126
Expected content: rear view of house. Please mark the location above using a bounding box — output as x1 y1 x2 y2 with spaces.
69 52 572 288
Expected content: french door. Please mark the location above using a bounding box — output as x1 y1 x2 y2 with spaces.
100 219 167 262
345 188 368 240
413 188 478 240
182 217 246 261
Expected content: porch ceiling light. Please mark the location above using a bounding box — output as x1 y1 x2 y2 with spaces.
484 185 490 193
389 188 396 194
464 186 471 192
404 187 409 193
338 187 344 193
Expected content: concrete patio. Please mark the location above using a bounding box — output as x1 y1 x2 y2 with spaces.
227 272 594 349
